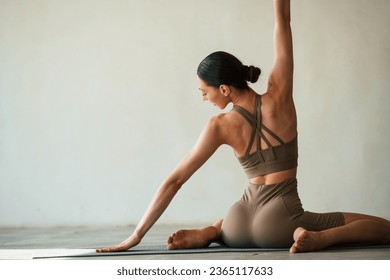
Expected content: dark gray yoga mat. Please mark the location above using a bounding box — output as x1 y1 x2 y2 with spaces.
32 244 287 259
32 243 390 259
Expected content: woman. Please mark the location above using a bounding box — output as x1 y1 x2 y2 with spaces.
97 0 390 254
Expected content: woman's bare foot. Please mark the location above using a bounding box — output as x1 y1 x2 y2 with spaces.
290 227 326 253
167 225 220 250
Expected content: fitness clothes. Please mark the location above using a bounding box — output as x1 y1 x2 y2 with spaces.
221 178 345 248
232 94 298 179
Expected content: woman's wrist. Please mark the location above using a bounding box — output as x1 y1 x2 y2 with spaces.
132 229 143 243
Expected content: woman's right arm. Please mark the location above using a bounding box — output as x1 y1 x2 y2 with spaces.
96 115 225 252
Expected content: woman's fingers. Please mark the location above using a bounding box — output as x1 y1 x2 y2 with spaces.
96 234 141 253
96 243 129 253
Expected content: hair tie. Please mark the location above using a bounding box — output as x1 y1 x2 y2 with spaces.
248 66 253 82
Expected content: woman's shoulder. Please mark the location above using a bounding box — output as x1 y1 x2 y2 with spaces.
206 113 230 129
202 112 234 134
262 91 295 113
210 110 241 126
206 111 243 144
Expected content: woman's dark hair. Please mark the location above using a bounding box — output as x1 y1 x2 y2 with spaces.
197 51 261 90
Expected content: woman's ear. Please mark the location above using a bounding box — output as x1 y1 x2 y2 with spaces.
219 84 231 97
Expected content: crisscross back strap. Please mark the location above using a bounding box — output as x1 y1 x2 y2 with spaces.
232 105 257 157
258 95 285 145
232 94 285 157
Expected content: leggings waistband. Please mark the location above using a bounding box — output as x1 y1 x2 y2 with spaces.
242 178 298 205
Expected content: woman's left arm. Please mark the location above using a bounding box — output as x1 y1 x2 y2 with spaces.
96 116 224 252
267 0 294 101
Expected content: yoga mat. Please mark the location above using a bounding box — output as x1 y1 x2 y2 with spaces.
32 244 286 259
32 244 390 259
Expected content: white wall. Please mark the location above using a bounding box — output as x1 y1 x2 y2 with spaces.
0 0 389 227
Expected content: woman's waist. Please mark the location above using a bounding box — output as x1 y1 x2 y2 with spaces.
242 176 298 205
249 168 297 185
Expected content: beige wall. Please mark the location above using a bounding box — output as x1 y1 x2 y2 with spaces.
0 0 389 227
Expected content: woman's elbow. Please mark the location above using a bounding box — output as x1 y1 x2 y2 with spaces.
164 177 185 193
172 179 184 192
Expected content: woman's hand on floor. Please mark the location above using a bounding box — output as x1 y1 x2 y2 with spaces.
96 233 141 253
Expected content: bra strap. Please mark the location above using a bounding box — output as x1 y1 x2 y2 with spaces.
258 95 285 145
232 94 285 158
231 105 257 157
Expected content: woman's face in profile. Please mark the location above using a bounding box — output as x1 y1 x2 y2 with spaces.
197 77 229 109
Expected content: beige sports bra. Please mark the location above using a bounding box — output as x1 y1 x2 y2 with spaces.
232 94 298 179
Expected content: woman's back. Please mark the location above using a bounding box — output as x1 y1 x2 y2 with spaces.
219 88 298 185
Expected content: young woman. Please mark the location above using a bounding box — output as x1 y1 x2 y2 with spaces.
97 0 390 254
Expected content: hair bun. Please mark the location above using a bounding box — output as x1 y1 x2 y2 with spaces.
243 65 261 83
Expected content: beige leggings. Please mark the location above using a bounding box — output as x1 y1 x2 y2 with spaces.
221 178 345 248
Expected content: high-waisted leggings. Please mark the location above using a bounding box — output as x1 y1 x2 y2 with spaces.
221 178 345 248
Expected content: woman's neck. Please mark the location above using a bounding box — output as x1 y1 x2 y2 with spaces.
230 88 258 108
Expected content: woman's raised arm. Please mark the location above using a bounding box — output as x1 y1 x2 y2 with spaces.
96 116 225 252
267 0 294 100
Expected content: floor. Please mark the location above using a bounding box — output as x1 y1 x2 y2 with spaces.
1 224 389 260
